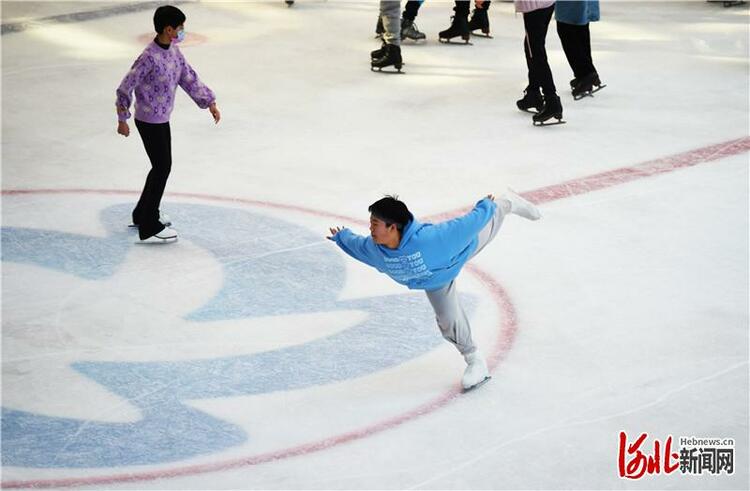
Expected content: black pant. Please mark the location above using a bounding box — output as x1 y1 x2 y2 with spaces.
557 21 596 80
133 119 171 240
403 0 422 21
523 5 556 97
453 0 491 16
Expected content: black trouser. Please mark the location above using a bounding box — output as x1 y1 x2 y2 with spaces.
403 1 491 23
133 119 171 240
556 21 596 80
523 5 556 97
402 0 422 21
452 0 490 15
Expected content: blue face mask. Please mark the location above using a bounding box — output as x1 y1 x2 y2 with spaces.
174 29 186 43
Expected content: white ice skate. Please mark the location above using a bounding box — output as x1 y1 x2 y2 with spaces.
137 226 178 244
462 351 491 392
129 211 172 228
502 188 541 221
158 212 172 227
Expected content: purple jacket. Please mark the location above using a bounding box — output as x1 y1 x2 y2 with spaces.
116 41 215 124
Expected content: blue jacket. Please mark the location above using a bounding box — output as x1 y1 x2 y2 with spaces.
334 198 497 291
555 0 600 25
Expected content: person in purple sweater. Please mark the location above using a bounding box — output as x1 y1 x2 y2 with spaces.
116 5 220 243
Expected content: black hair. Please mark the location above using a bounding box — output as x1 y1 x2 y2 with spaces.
368 195 413 232
154 5 186 34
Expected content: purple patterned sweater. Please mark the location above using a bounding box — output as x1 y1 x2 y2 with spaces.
116 40 215 124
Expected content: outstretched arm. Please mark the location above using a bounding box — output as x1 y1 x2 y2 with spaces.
327 227 380 269
430 196 498 256
326 226 344 240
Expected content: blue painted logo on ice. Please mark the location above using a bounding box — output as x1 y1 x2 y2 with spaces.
1 199 475 468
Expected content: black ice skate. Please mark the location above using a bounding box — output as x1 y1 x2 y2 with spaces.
371 43 404 74
371 41 387 60
468 7 492 38
572 72 606 100
375 16 384 39
401 18 426 42
285 0 294 7
438 12 471 44
532 94 566 126
516 87 544 113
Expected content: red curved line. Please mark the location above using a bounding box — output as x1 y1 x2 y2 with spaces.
423 136 750 223
3 134 747 487
0 191 518 489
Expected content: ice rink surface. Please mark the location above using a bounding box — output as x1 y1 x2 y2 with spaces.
1 1 748 489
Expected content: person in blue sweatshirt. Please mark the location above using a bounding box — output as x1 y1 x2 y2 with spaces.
327 190 541 391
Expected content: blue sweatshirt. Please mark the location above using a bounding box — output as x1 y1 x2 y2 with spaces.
334 198 497 291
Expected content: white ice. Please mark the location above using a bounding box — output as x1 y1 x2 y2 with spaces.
1 1 748 489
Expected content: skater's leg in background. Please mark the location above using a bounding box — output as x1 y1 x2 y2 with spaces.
522 19 538 91
439 0 470 42
402 0 422 21
469 0 491 34
580 22 597 76
474 0 491 12
556 20 583 80
454 0 470 16
380 0 401 46
425 281 477 356
133 120 171 240
373 0 403 70
523 5 556 98
401 0 426 41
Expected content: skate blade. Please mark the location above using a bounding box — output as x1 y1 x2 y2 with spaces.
370 61 406 65
533 118 566 126
438 38 473 45
462 376 491 393
370 58 406 65
370 58 406 68
470 31 493 39
573 84 606 100
134 237 178 245
518 108 540 114
370 66 404 74
128 221 172 228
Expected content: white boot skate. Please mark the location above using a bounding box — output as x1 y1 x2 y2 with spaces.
129 211 172 228
502 188 541 221
462 351 490 391
137 226 178 244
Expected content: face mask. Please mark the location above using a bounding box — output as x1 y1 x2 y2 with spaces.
173 29 186 43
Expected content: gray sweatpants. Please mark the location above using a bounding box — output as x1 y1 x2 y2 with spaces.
380 1 401 46
425 200 509 356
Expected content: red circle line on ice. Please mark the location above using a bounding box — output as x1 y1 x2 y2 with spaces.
3 135 748 488
0 189 518 490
